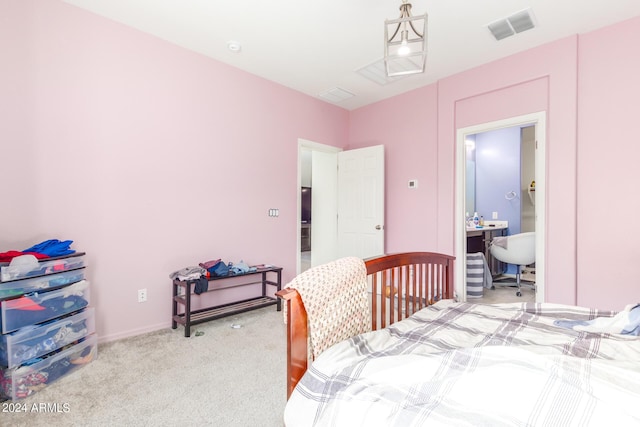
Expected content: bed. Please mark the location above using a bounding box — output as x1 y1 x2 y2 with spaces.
276 252 640 426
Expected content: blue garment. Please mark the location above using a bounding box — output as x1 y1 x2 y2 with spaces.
553 304 640 336
1 295 88 333
229 260 257 275
22 239 75 257
193 276 209 294
210 261 229 277
45 357 74 382
624 305 640 335
0 318 89 366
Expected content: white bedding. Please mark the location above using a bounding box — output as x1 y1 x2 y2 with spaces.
284 300 640 426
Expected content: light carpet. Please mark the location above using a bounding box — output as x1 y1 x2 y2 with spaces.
2 306 287 427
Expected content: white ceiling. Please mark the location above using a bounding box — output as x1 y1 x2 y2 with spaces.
62 0 640 110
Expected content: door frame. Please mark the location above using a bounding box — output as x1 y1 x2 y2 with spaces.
455 112 546 303
297 139 341 274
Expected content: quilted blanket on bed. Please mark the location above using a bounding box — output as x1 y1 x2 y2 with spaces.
284 300 640 426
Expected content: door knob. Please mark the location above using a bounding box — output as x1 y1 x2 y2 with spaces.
375 225 383 230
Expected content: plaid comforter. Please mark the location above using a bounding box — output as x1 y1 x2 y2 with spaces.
284 300 640 426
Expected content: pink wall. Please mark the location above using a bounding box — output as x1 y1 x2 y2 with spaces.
0 1 39 243
576 17 640 309
1 0 349 341
350 16 640 310
349 84 439 253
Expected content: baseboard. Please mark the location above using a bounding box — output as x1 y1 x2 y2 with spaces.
98 321 173 344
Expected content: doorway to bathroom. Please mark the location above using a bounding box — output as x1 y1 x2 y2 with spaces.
455 112 546 304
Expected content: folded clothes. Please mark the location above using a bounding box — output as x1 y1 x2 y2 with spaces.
199 259 222 270
169 266 206 281
22 239 75 257
554 303 640 336
229 260 257 275
0 254 41 282
0 251 50 263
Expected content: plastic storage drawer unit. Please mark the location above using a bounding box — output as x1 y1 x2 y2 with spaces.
0 269 85 300
0 280 90 334
0 308 95 368
0 334 97 400
1 254 87 282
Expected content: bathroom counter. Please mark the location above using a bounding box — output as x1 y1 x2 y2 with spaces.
466 220 508 235
467 225 509 236
466 221 508 277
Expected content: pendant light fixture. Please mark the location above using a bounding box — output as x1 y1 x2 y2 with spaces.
384 1 428 77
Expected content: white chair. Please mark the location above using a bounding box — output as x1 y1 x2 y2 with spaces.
490 232 535 297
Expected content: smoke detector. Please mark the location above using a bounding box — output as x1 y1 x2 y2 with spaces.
227 40 242 53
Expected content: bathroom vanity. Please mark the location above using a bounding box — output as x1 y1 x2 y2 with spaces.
466 221 508 277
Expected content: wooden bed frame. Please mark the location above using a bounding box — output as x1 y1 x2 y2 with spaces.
275 252 455 397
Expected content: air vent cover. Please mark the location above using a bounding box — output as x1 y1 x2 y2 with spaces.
356 58 410 86
318 87 355 103
488 20 515 40
509 10 535 33
488 8 536 41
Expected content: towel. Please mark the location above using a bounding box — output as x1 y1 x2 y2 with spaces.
466 252 493 299
554 303 640 336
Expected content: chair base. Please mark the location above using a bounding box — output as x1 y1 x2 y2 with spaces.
492 273 535 297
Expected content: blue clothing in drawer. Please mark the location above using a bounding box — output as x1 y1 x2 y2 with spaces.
0 308 95 368
0 334 97 400
0 281 90 334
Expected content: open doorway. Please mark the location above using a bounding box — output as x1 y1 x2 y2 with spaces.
297 140 386 274
297 140 340 274
455 112 546 304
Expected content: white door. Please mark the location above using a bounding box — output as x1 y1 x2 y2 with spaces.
337 145 385 259
310 150 338 267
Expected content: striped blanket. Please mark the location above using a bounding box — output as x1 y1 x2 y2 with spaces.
284 300 640 426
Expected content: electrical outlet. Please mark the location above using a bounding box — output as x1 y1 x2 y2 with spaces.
138 288 147 303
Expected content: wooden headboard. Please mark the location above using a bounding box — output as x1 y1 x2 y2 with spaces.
276 251 455 398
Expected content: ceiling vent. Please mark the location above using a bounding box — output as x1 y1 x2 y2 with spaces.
356 58 410 86
488 8 536 41
318 87 355 103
